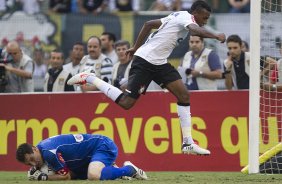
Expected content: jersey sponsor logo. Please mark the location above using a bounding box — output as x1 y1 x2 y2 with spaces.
73 134 84 142
57 152 65 163
57 167 69 176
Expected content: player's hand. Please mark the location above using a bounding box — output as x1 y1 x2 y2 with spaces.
125 47 137 57
225 59 233 71
27 167 48 181
262 83 276 91
216 33 226 43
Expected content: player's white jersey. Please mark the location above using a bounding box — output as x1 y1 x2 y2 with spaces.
134 11 198 65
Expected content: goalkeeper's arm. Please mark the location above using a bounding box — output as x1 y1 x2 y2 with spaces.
28 167 71 181
47 167 72 181
47 173 71 181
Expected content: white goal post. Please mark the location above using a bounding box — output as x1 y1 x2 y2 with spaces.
248 0 261 174
247 0 282 174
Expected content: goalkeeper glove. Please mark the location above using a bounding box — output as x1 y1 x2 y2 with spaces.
27 167 48 181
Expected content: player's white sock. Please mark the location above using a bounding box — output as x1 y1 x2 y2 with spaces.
177 104 194 145
86 75 123 102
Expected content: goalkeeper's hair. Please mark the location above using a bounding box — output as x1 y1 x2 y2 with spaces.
16 143 34 163
191 0 211 13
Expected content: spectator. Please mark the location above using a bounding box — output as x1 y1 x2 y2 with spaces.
260 56 277 83
178 35 222 90
31 36 41 50
17 0 42 14
0 0 7 14
79 36 113 91
149 0 176 11
228 0 250 13
108 0 140 12
77 0 107 15
44 49 74 92
1 0 19 13
49 0 71 13
262 60 282 92
179 0 196 11
224 34 250 90
149 0 196 11
112 40 132 90
1 37 9 48
0 41 34 93
71 0 78 12
15 31 33 57
262 43 282 91
100 32 118 64
33 48 47 92
63 42 85 76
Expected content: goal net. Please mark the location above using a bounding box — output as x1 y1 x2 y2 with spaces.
259 0 282 174
242 0 282 174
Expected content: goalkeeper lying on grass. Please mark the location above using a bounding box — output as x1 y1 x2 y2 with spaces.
16 134 147 181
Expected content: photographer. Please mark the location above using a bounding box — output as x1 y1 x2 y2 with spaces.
0 41 34 93
178 35 222 90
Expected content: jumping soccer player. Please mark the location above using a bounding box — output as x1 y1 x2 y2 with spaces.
16 134 147 181
67 0 226 155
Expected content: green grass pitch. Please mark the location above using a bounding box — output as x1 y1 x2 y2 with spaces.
1 171 282 184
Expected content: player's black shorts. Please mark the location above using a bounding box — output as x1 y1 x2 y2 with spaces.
125 56 181 99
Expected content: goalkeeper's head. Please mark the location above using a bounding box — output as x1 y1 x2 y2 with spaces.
16 143 44 168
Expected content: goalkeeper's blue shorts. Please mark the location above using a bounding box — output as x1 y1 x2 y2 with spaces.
71 137 118 180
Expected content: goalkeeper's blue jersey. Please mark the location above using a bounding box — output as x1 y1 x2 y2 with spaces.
37 134 117 178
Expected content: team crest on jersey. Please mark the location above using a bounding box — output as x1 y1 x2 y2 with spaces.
57 152 65 163
73 134 84 142
95 63 102 69
138 85 145 94
201 55 207 62
58 78 65 85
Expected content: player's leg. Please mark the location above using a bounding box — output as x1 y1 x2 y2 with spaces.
67 56 152 110
166 79 210 155
88 138 147 180
68 71 135 109
88 146 135 180
156 63 210 155
87 161 105 180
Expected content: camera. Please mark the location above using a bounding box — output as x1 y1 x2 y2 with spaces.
185 68 192 75
0 48 13 92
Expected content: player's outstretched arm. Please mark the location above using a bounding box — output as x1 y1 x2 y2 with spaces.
47 173 71 181
187 24 226 43
126 19 162 56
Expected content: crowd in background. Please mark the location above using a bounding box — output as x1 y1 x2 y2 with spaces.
0 0 254 15
2 30 276 93
0 0 281 93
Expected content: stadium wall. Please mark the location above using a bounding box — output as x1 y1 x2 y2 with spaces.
1 91 279 171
